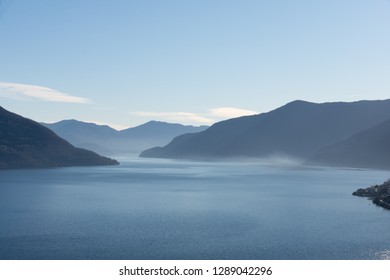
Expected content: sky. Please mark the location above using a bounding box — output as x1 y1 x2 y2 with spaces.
0 0 389 130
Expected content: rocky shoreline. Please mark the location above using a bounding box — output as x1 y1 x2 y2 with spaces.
353 179 390 210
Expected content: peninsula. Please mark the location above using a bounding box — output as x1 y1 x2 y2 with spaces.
353 180 390 210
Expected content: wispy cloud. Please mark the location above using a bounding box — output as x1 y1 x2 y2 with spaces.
208 107 257 118
80 120 128 131
129 111 214 124
0 82 91 104
129 107 258 125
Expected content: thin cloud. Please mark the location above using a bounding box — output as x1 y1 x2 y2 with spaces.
129 111 214 124
128 107 258 125
208 107 258 118
0 82 91 104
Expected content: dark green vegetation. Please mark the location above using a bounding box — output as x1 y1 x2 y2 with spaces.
141 99 390 170
353 180 390 210
43 120 208 156
0 106 118 169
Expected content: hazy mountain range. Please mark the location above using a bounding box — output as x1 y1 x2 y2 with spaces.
3 99 390 170
141 99 390 170
42 120 208 156
0 106 118 169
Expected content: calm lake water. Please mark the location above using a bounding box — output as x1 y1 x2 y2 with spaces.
1 158 390 260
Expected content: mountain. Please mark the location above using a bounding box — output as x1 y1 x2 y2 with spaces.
116 121 208 155
43 120 208 156
0 106 118 169
140 99 390 162
42 120 119 156
309 119 390 169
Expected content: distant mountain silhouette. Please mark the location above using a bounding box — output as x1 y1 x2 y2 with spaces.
43 120 208 156
309 119 390 169
42 120 119 156
0 107 118 169
140 99 390 163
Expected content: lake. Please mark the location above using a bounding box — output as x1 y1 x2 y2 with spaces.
1 158 390 260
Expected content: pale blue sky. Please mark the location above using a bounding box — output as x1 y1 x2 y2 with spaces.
0 0 389 129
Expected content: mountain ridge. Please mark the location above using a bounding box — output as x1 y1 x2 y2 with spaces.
0 106 119 170
43 120 208 156
140 99 390 169
309 118 390 169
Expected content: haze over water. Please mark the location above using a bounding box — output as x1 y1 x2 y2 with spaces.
1 159 390 260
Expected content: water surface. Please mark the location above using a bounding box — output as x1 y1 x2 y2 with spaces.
1 159 390 259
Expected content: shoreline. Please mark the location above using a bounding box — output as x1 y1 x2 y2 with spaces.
353 179 390 210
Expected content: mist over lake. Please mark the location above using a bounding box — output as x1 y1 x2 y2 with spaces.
1 158 390 260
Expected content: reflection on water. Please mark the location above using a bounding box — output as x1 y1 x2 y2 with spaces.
0 158 390 260
373 250 390 260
